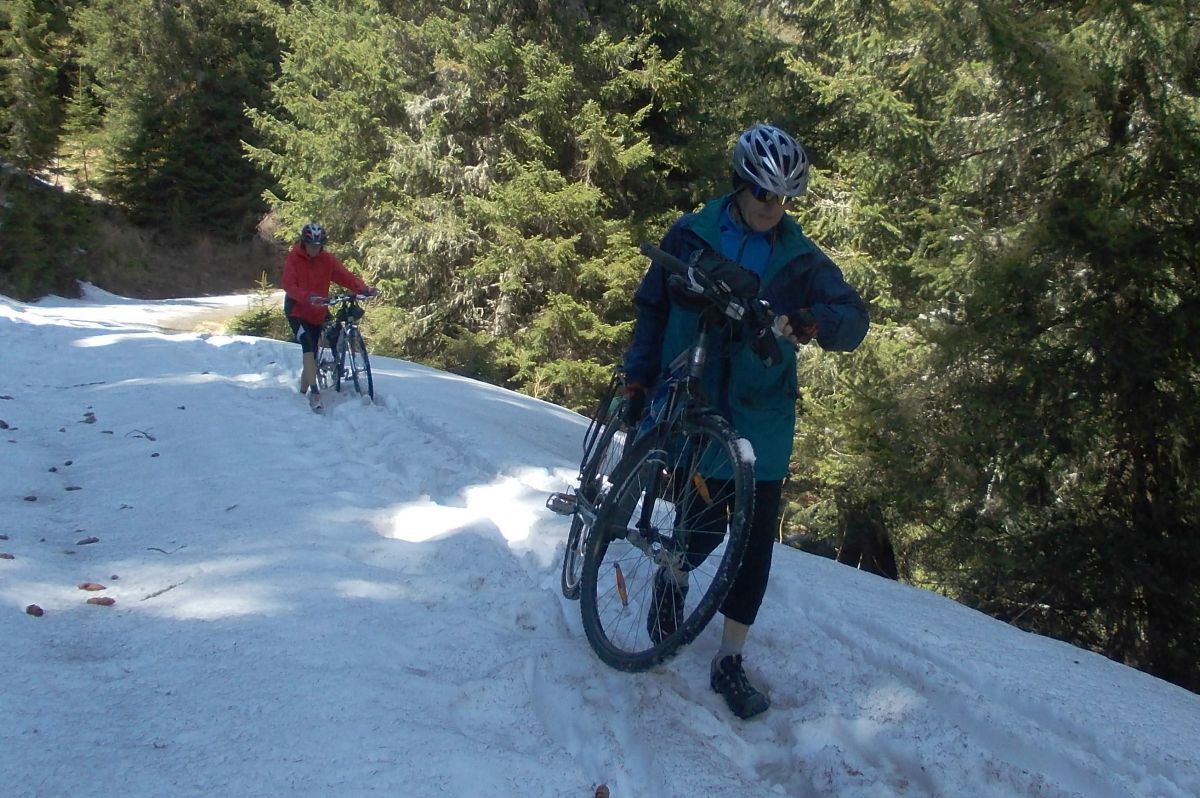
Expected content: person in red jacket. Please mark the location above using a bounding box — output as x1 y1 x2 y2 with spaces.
281 222 375 411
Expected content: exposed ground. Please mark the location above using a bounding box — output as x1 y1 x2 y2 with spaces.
1 165 286 306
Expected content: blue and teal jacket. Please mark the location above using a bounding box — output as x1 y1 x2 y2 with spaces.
623 194 869 480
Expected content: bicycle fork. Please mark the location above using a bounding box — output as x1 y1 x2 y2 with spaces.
619 450 690 573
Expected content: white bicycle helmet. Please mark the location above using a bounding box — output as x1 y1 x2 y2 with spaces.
731 124 810 197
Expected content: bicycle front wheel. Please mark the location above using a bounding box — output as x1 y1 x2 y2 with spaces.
579 412 754 672
335 328 374 400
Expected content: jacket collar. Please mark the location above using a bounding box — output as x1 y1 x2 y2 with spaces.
684 193 816 276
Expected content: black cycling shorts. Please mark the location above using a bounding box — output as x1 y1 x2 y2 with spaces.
283 297 328 355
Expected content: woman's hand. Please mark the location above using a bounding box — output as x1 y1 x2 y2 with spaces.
774 310 818 345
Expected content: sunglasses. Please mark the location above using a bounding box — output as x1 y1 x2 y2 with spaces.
748 184 793 207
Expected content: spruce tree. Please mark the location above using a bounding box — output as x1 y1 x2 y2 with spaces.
248 0 787 409
778 0 1200 688
72 0 277 236
0 0 70 170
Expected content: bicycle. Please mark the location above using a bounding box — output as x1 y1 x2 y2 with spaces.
550 242 786 672
315 293 375 401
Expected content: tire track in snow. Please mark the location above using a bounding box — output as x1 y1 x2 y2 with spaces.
759 567 1162 798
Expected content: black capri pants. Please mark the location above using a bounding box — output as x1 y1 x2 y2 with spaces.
679 478 783 626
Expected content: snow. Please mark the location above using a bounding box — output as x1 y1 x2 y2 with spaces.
1 285 1197 798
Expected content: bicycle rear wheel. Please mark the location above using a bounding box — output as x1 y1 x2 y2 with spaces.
579 412 754 672
335 328 374 400
315 328 335 392
561 409 627 600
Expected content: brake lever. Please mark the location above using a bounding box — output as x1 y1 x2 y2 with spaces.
748 299 784 366
723 295 747 321
750 325 783 367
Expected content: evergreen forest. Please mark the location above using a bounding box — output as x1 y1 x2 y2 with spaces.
2 0 1197 692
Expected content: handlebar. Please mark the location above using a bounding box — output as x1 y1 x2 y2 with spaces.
314 292 375 307
638 242 691 276
639 243 788 367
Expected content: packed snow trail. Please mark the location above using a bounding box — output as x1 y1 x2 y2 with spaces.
2 288 1198 798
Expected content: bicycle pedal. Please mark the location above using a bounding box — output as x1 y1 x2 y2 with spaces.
546 492 577 516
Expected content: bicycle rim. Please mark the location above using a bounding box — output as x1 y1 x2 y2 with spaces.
581 372 623 468
333 328 348 393
315 341 332 392
579 412 754 672
561 515 589 600
348 331 373 400
561 417 627 600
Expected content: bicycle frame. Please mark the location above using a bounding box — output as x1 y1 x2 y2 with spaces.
643 311 717 430
620 305 732 571
608 240 787 573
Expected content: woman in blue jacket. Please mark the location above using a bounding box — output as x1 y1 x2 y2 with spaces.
623 124 869 719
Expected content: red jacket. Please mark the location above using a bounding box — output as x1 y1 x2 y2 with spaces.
281 244 369 325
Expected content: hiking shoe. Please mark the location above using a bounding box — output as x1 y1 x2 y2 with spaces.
646 566 688 644
307 387 324 413
710 654 770 719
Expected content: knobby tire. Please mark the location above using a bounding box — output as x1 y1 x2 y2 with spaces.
579 412 754 672
315 333 334 393
335 328 374 400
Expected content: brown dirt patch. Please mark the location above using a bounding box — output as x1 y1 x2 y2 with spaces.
85 226 286 300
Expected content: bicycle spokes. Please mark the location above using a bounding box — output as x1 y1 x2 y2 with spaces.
579 413 753 671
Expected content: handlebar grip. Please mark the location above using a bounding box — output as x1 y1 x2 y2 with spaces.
639 242 690 275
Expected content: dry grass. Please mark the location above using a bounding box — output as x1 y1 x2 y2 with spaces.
2 166 288 301
85 223 286 300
